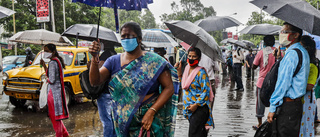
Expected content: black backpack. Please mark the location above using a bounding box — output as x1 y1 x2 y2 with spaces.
79 70 105 101
260 48 303 107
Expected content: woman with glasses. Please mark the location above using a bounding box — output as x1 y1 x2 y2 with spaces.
89 22 178 137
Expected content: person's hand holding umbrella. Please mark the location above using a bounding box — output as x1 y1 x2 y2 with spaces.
89 39 101 63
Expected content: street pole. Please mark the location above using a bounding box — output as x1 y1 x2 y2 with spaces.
317 1 319 10
12 0 17 55
63 0 66 31
260 8 262 24
50 0 56 32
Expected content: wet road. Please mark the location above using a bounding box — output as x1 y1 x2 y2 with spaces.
0 72 320 136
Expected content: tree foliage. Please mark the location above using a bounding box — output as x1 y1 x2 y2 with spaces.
160 0 216 23
0 0 157 37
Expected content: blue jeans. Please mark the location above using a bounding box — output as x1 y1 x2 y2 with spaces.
97 93 116 137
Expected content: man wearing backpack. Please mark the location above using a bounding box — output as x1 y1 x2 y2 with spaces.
232 45 244 91
267 22 310 137
252 35 277 130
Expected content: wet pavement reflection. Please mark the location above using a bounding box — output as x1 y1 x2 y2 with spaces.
0 70 320 136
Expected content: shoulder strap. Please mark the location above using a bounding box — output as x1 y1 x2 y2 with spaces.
293 48 302 77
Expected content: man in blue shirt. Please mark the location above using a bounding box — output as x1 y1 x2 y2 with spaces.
267 22 310 137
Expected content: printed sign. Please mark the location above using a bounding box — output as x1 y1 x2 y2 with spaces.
36 0 50 22
233 35 238 40
227 32 233 38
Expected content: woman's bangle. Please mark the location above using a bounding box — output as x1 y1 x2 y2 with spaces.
149 107 157 113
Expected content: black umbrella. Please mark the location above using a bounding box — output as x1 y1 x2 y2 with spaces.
239 24 282 35
61 24 121 47
194 16 242 32
0 6 15 19
242 40 255 49
165 20 224 62
250 0 320 35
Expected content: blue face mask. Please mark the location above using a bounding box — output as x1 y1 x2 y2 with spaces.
121 38 139 52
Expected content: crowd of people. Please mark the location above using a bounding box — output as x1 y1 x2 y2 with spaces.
36 21 320 137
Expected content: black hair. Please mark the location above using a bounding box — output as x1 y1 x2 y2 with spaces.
44 44 66 69
120 22 142 40
188 47 201 59
222 49 226 52
301 35 317 64
264 35 275 47
283 22 302 41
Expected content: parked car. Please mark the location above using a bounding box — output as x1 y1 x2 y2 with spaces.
2 47 90 107
2 55 26 72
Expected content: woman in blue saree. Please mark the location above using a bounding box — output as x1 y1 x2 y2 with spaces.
89 22 178 137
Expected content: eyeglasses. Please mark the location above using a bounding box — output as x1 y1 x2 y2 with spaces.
280 30 297 34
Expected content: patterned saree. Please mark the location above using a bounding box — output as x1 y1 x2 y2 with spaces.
108 52 179 137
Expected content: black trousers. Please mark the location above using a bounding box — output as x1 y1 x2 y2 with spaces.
188 105 209 137
246 66 254 80
276 101 302 137
233 63 243 89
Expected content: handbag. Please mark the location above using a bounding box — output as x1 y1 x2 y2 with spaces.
254 120 273 137
138 127 150 137
39 79 48 108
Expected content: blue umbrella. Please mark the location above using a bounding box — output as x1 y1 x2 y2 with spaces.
72 0 153 37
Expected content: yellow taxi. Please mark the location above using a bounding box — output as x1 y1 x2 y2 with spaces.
2 47 90 107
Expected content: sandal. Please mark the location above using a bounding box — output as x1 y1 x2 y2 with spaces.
252 125 259 130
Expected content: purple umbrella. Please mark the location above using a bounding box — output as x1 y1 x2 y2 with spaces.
72 0 153 38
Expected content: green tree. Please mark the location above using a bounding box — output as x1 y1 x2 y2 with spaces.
160 0 216 23
0 0 38 37
0 0 157 40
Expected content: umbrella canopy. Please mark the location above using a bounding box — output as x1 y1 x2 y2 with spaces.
220 38 237 44
8 31 23 41
239 24 282 35
0 6 15 19
241 40 255 49
194 16 242 32
250 0 320 36
10 29 73 46
229 40 248 49
141 30 178 48
62 24 121 46
72 0 153 33
165 20 224 62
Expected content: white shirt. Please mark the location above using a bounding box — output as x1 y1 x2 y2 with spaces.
232 48 244 64
199 53 215 81
222 52 227 63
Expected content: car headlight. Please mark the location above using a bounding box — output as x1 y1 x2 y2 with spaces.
2 72 8 81
41 74 47 83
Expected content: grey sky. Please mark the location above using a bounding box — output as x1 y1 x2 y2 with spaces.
148 0 262 35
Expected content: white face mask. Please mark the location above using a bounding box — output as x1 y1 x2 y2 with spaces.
279 33 292 46
43 52 52 59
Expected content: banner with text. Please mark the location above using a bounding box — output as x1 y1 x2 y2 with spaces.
227 32 233 38
36 0 50 22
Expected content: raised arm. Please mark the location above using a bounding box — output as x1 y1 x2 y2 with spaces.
88 40 111 86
